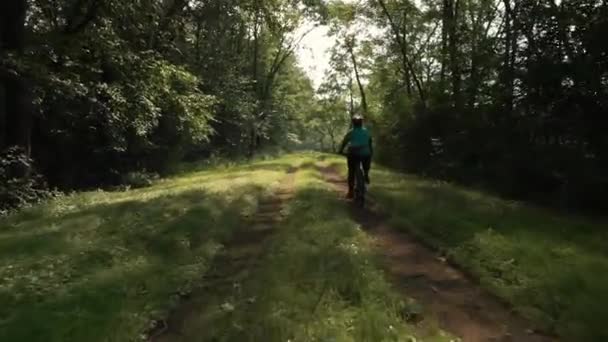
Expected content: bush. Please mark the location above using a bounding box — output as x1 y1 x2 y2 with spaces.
121 170 160 189
0 147 53 214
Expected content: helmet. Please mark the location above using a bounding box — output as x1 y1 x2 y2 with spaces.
351 114 364 124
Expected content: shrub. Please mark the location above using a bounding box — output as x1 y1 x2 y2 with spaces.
0 147 53 214
121 170 159 189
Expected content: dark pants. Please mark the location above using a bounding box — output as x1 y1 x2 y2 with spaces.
347 154 371 192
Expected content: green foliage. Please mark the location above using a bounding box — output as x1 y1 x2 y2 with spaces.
0 0 323 203
0 147 54 214
0 153 456 341
171 157 452 342
120 170 159 189
329 0 608 213
305 98 350 152
325 155 608 341
328 1 358 23
0 155 298 342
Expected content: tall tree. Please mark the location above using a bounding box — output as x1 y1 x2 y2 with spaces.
375 0 427 106
1 0 323 201
0 0 31 157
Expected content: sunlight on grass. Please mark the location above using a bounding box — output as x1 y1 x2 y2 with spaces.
0 155 302 342
9 151 601 341
321 154 608 341
182 158 452 342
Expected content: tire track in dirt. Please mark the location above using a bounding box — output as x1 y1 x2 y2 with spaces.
317 163 556 342
148 167 298 342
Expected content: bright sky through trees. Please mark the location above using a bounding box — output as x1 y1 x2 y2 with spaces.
295 0 384 89
295 22 334 89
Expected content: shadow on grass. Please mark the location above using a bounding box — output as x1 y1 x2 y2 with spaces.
0 230 68 259
183 182 443 342
371 170 608 256
0 183 268 342
359 165 608 340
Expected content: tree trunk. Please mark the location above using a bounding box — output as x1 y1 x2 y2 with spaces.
467 7 481 111
440 0 449 83
348 76 355 116
502 0 515 114
402 10 412 96
0 81 4 148
195 19 202 64
468 53 479 110
346 40 369 116
376 0 426 107
250 3 261 156
0 0 31 156
148 0 186 50
447 0 462 111
329 130 337 152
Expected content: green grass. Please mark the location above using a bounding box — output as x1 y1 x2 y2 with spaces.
174 161 451 342
0 155 303 342
8 151 605 341
323 155 608 341
0 153 450 342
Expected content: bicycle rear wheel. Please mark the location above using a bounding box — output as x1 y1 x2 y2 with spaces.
354 166 365 207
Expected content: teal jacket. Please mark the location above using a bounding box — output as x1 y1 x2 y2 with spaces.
339 127 373 156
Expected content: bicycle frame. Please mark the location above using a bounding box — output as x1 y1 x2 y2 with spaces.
353 161 366 207
341 153 366 207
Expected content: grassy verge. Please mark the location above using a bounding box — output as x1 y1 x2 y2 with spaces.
0 155 303 342
176 158 451 342
323 154 608 341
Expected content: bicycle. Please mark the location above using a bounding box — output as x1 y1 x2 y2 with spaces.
353 159 366 208
341 152 366 208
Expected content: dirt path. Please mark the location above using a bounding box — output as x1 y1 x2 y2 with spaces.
148 167 298 342
318 164 556 342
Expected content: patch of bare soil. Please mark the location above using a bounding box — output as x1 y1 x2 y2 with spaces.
318 164 556 342
148 168 297 342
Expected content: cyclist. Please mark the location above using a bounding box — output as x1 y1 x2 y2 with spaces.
338 114 373 199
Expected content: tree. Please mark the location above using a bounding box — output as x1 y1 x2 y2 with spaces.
327 0 378 117
339 0 608 213
374 0 427 106
0 0 31 157
0 0 322 210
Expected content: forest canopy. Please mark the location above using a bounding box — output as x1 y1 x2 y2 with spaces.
0 0 329 210
1 0 608 213
322 0 608 212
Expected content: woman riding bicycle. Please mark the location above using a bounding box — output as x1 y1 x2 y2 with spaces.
338 114 373 199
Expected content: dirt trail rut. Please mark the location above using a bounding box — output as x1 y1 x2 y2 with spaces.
149 167 297 342
318 164 556 342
